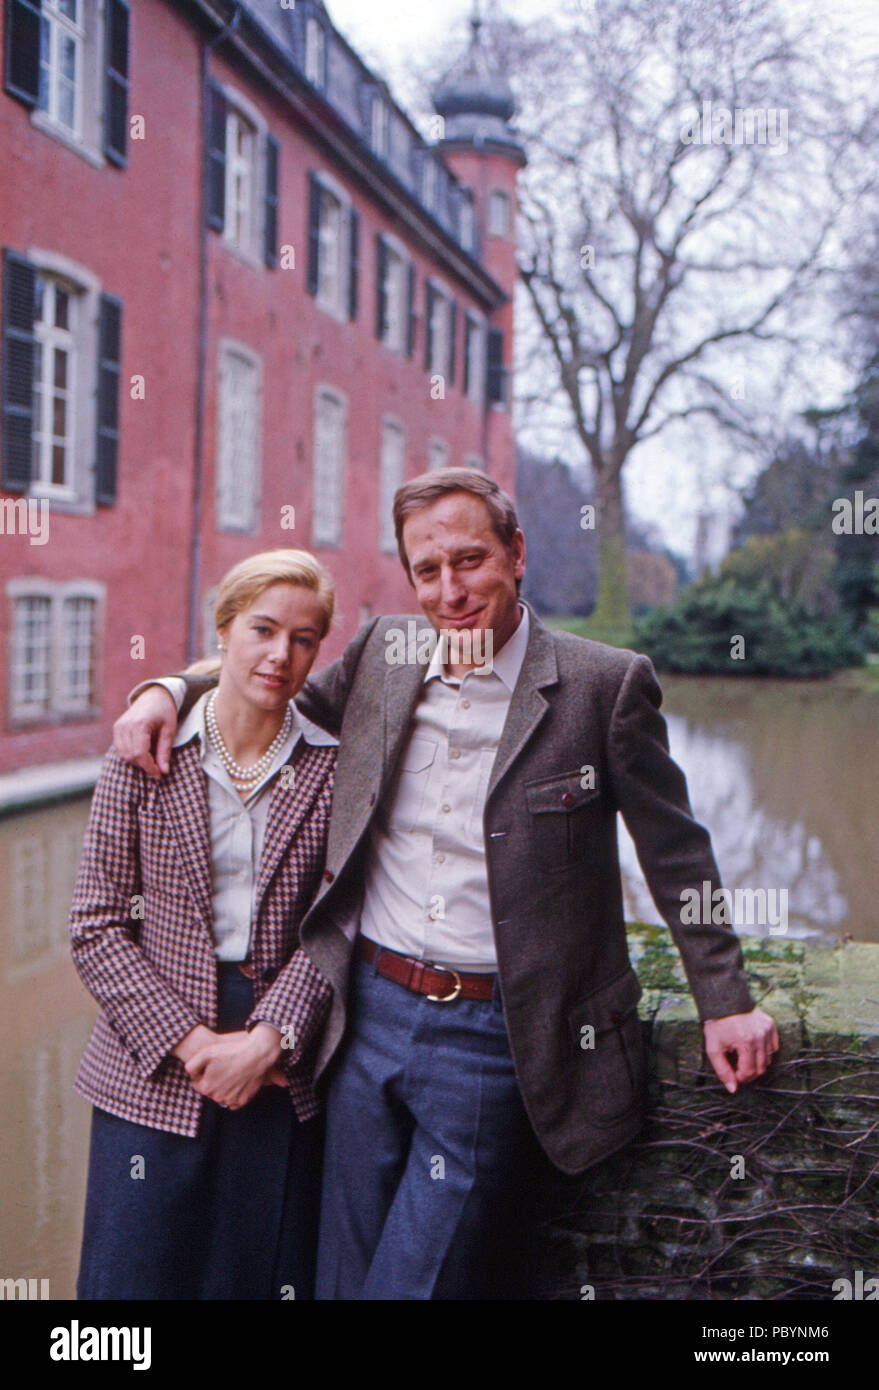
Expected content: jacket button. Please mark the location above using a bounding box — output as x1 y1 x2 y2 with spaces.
610 1010 622 1026
324 869 335 883
561 791 575 807
262 966 278 982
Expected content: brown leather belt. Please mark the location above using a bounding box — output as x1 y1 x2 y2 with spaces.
358 936 495 1003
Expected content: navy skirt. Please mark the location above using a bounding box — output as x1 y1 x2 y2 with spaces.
77 964 323 1300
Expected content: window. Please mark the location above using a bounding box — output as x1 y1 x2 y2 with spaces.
459 194 476 252
422 158 437 212
464 454 484 471
224 109 257 252
312 388 346 546
2 250 121 508
5 0 130 166
371 94 389 157
305 16 326 88
307 173 358 320
488 189 511 237
216 344 261 532
428 438 449 472
206 85 279 268
32 274 76 493
7 578 103 723
464 313 486 405
379 419 405 552
376 236 414 356
37 0 83 136
425 282 456 380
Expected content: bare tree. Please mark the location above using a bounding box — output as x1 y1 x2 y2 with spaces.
491 0 876 626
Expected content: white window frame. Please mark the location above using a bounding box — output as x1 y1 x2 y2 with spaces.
427 278 453 379
7 576 104 724
32 274 77 498
312 385 347 548
428 438 450 472
38 0 84 139
26 249 101 513
313 171 354 323
488 189 511 237
305 15 326 88
216 340 262 534
218 87 268 265
381 233 409 355
466 312 487 405
371 94 389 158
459 193 476 252
379 417 405 553
30 0 106 168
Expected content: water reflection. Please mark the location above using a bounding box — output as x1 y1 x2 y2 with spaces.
0 799 95 1299
620 677 876 941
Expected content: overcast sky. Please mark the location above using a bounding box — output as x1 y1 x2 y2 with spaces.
324 0 879 562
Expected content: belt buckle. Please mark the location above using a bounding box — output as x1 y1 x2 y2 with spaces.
426 963 463 1003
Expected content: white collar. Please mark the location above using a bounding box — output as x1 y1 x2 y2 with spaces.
174 689 339 753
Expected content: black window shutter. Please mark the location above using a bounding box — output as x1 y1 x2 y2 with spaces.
5 0 41 108
406 262 416 359
486 327 505 404
205 83 226 231
348 206 359 320
263 134 280 267
375 234 388 340
463 314 474 396
424 282 435 371
1 250 36 493
448 299 457 384
306 172 321 295
104 0 130 167
95 295 122 505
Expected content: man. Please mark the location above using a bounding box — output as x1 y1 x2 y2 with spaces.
115 468 778 1300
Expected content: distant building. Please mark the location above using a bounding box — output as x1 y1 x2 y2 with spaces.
0 0 523 776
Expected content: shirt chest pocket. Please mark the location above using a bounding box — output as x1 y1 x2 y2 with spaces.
524 769 600 872
386 735 439 833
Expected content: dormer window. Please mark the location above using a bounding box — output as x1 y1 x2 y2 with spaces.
371 94 389 157
305 15 326 89
459 193 476 252
422 157 437 212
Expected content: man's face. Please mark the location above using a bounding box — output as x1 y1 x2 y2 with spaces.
401 492 526 660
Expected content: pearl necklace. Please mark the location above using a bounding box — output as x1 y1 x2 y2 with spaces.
205 691 293 794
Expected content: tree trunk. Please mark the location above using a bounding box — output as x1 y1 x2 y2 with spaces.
591 464 630 633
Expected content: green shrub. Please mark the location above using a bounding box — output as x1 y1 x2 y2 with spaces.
633 578 864 675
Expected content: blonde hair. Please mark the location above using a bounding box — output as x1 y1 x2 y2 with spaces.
184 549 336 677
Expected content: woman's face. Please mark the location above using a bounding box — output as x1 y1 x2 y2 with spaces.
217 582 327 712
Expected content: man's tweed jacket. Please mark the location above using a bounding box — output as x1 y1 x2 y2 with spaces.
179 604 756 1174
69 730 336 1137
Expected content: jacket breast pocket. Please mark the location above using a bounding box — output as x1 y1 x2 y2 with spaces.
567 968 645 1125
386 734 438 833
524 768 599 872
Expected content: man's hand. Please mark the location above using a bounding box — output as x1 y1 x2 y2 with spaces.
185 1025 284 1110
703 1008 779 1093
113 684 178 778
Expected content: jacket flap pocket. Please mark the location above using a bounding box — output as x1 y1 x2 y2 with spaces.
569 967 642 1038
525 769 599 814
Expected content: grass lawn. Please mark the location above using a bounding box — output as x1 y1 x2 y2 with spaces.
543 614 637 649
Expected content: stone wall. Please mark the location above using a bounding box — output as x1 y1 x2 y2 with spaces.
532 928 879 1300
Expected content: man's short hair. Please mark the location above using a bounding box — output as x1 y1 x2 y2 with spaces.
392 468 522 591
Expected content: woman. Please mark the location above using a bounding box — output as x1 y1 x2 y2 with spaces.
70 549 338 1300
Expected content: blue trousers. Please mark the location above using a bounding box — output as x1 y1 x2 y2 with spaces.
77 964 322 1300
315 953 542 1300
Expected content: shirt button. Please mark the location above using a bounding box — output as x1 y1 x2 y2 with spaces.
442 804 451 813
435 853 445 864
324 869 335 883
450 749 461 760
462 700 471 709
